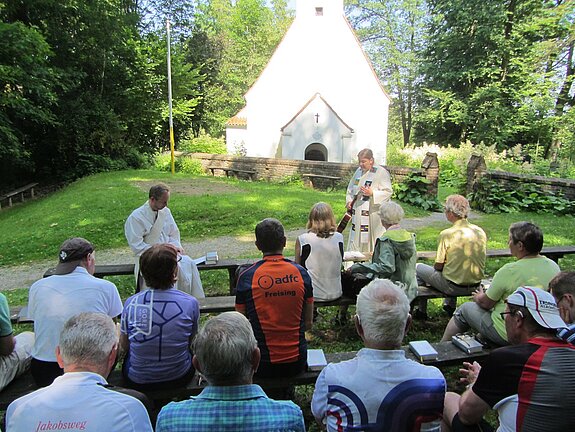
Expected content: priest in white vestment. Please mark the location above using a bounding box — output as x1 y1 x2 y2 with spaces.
346 148 393 254
124 183 204 298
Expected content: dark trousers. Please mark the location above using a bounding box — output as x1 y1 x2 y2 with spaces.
31 358 64 387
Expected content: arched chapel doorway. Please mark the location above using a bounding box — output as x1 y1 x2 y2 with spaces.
305 143 327 161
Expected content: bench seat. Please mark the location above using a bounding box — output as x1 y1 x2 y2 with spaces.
0 341 491 409
301 174 341 190
207 166 256 180
0 183 38 210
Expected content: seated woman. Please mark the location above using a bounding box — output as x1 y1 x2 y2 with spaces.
347 201 418 302
295 202 344 301
120 243 199 391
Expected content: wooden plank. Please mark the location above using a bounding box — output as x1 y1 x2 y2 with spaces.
0 341 490 409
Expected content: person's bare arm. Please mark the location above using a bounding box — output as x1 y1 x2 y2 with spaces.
294 238 302 265
0 334 15 356
458 388 491 425
473 287 497 310
119 333 130 356
434 262 444 271
304 301 314 331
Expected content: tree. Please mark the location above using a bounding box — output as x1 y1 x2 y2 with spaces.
0 21 58 183
418 0 575 157
347 0 428 147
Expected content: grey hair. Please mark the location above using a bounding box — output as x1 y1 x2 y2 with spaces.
378 201 405 225
356 279 410 347
59 312 118 367
444 194 470 218
193 312 258 385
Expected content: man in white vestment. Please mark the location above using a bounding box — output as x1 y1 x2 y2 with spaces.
346 148 393 254
125 183 204 298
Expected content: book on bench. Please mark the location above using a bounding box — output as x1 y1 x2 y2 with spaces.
452 334 484 354
409 340 439 362
307 349 328 371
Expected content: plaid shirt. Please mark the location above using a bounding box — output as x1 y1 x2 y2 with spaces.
156 384 305 432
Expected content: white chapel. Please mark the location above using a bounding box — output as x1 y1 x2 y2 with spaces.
225 0 391 164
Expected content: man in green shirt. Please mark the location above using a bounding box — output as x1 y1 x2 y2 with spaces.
441 221 560 346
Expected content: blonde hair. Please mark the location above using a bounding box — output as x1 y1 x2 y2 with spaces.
307 202 336 239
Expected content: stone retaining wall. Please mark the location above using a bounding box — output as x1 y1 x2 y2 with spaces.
467 155 575 200
184 152 440 197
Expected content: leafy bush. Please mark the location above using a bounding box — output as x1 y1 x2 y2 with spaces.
469 177 575 215
275 174 304 186
179 131 226 154
394 174 442 211
175 157 203 175
153 153 203 175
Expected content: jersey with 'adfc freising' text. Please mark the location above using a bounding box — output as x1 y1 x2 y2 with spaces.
235 255 313 365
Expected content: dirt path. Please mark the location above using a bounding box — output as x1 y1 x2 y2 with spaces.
0 211 480 291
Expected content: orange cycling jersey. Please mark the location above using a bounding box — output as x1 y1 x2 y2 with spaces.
236 255 313 364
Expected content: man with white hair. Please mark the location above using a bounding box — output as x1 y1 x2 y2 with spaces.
442 286 575 431
415 194 487 319
125 183 204 298
312 279 446 431
7 312 153 431
156 311 305 432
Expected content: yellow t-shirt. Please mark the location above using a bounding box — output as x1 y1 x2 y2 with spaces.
436 219 487 285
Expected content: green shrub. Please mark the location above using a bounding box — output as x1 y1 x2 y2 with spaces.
275 174 304 186
394 174 442 211
179 131 226 154
469 177 575 215
153 153 172 172
175 157 203 175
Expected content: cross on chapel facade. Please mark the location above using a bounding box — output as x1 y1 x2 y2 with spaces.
225 0 390 163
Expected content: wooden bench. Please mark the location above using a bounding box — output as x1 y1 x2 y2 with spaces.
0 183 38 210
301 173 341 190
207 166 257 180
44 258 258 293
417 245 575 264
0 341 491 409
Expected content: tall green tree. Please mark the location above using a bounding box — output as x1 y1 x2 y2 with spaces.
418 0 574 156
0 21 58 183
347 0 428 147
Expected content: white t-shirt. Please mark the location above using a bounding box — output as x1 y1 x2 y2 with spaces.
298 231 343 301
28 267 123 361
6 372 153 431
312 348 446 431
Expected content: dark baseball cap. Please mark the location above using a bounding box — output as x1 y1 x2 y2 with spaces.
54 238 94 275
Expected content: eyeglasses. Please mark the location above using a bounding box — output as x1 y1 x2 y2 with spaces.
500 310 523 320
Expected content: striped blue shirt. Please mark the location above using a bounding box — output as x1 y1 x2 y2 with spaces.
156 384 305 431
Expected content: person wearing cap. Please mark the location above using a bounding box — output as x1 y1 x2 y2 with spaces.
442 286 575 432
124 183 204 298
28 237 123 387
441 221 560 346
549 271 575 344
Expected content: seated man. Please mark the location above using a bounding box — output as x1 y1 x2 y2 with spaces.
549 271 575 343
28 237 123 386
0 292 34 391
125 183 204 298
235 218 314 378
312 279 446 431
7 312 153 431
441 222 560 346
415 194 486 318
156 312 305 432
442 286 575 432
